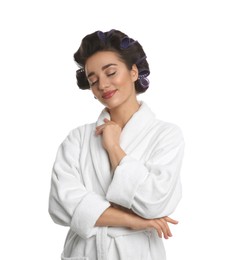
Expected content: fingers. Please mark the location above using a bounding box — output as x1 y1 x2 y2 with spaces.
163 216 179 225
150 221 163 238
155 219 171 239
159 218 172 239
104 118 110 123
149 217 179 239
95 118 119 135
95 120 108 135
95 124 105 135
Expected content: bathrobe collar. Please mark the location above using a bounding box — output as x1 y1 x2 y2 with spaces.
96 101 156 150
90 101 156 194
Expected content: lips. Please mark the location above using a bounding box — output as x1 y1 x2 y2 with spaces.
102 90 117 99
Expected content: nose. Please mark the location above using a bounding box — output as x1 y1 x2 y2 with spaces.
98 75 110 90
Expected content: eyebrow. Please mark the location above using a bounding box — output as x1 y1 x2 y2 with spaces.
87 63 117 78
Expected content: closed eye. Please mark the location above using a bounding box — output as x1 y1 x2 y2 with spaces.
90 71 116 87
90 80 98 87
107 71 116 77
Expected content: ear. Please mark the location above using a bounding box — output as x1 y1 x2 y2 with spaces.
130 64 139 82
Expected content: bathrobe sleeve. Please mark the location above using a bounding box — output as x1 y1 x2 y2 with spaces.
106 125 184 219
48 127 110 239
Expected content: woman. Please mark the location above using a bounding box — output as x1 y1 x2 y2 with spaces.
49 29 185 260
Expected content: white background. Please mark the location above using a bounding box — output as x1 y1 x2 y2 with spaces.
0 0 225 259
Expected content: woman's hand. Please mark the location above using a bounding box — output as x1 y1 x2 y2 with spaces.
95 118 122 151
111 203 178 239
95 118 126 171
129 214 178 239
96 204 178 240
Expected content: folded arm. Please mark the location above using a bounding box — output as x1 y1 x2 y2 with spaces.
95 205 178 239
98 122 185 219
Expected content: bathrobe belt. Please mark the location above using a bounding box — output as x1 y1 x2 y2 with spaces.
95 227 152 260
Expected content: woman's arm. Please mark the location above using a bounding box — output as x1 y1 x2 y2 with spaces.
96 119 184 219
95 118 126 171
95 206 178 239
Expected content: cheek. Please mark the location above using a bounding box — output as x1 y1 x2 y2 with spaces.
114 75 130 88
116 77 134 91
91 87 98 96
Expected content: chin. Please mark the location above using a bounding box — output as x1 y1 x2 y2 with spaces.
103 100 124 110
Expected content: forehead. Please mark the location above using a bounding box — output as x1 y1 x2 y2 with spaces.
85 51 123 73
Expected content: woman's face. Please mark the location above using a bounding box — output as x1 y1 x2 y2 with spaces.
85 51 138 110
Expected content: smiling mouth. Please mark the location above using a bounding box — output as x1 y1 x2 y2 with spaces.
102 90 117 99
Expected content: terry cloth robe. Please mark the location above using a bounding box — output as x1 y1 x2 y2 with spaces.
48 101 185 260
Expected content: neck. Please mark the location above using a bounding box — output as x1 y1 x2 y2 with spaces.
108 99 141 129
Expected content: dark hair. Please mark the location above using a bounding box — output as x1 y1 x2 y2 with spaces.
74 29 150 94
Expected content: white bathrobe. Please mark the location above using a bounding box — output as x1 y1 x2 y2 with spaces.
49 101 184 260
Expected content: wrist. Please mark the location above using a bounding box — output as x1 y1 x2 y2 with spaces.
106 145 126 171
125 212 135 229
124 211 139 229
105 143 121 153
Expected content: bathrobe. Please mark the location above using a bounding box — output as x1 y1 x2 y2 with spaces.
49 101 184 260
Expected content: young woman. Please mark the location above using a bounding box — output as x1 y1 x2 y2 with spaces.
49 29 185 260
